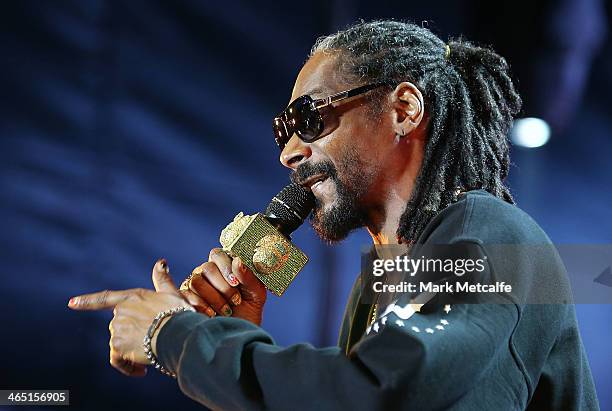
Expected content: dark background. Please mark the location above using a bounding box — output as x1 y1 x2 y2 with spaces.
1 1 611 410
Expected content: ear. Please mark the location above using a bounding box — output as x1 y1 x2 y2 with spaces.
389 82 425 139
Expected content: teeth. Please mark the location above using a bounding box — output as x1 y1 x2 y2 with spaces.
312 177 326 187
312 177 326 189
303 175 327 190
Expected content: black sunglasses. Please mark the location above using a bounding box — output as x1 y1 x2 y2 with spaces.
273 83 386 150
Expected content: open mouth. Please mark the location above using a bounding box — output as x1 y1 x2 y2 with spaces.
300 174 329 190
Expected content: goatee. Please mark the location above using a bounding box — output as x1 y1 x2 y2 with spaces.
290 150 372 243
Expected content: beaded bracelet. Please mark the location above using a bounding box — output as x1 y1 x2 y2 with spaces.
143 305 195 378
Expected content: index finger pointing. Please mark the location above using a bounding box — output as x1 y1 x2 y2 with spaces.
67 289 140 311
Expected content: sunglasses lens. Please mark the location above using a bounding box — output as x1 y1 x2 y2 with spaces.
273 117 290 149
273 96 324 150
288 97 323 141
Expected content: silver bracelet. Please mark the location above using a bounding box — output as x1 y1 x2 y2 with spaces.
143 305 195 378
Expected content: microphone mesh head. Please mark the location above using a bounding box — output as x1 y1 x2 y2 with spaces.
264 183 315 235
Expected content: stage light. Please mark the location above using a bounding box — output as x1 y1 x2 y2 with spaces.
510 117 551 148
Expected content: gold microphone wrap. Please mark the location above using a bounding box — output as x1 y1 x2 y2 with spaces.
219 183 315 296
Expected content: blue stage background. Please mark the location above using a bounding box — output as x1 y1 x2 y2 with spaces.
1 1 610 410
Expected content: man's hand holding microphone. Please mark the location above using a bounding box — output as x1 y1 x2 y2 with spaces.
68 183 314 377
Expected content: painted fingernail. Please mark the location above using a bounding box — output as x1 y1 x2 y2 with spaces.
231 293 241 306
205 307 216 317
158 259 168 273
221 304 232 317
227 273 239 287
68 297 78 307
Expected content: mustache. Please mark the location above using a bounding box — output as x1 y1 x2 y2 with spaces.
290 160 337 186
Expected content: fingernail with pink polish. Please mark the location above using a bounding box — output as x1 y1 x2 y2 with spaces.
68 297 78 307
227 273 239 286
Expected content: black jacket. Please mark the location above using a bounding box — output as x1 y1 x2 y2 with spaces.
157 190 599 410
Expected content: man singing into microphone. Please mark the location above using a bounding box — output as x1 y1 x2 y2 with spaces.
69 20 598 410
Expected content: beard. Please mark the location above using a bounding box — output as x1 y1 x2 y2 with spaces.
290 149 373 243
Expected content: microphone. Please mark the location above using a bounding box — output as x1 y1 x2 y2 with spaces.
219 183 315 296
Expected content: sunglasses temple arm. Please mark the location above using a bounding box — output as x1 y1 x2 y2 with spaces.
314 92 347 109
314 83 386 109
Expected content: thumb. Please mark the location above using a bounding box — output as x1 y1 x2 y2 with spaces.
152 259 179 294
231 257 266 301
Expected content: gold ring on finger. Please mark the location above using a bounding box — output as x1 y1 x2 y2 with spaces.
179 267 204 291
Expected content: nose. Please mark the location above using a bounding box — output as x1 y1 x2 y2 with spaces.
279 135 312 170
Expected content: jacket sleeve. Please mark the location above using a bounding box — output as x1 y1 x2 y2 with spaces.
156 300 524 410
